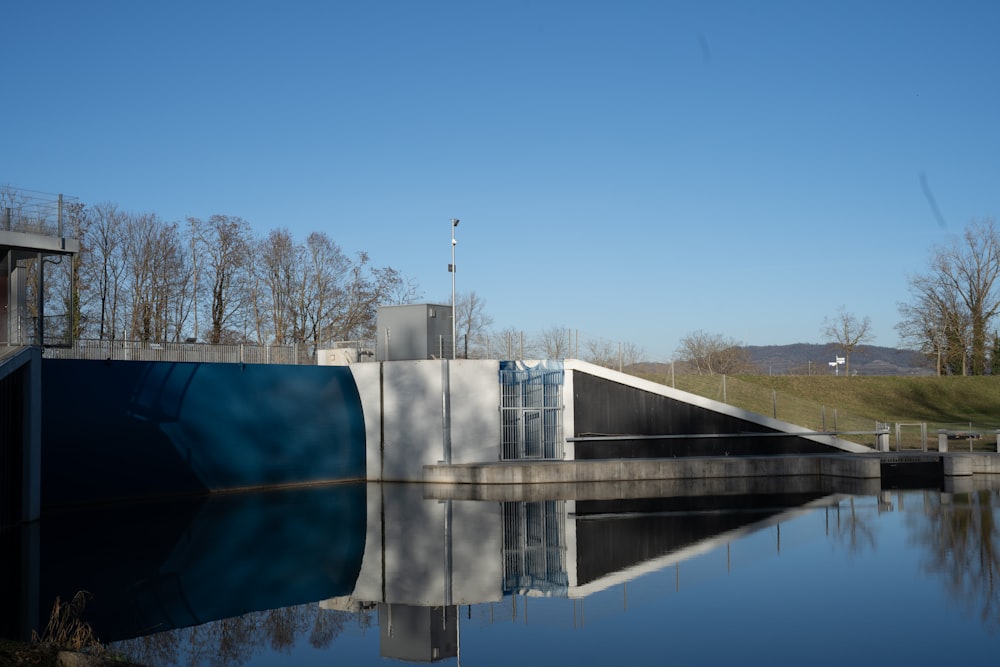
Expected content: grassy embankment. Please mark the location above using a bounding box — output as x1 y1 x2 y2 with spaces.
634 372 1000 450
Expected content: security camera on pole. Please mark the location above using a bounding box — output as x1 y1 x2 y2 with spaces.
449 218 460 360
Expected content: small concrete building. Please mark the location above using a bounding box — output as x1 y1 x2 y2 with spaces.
375 303 454 361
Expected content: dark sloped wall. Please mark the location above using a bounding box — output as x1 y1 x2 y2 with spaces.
572 372 832 458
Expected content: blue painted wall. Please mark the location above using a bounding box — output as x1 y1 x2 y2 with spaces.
41 360 366 507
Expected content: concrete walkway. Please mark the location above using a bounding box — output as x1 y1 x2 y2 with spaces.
424 451 1000 488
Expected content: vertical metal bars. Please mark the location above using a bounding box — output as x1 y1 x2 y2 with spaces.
501 500 568 596
500 363 564 460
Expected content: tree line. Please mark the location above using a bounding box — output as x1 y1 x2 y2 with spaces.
13 196 418 348
6 186 648 367
33 190 1000 376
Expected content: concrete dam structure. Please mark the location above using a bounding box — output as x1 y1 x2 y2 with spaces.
21 357 876 510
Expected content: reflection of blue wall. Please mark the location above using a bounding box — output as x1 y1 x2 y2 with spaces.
36 483 367 642
41 360 366 506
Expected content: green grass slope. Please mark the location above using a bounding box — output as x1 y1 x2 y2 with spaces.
635 372 1000 449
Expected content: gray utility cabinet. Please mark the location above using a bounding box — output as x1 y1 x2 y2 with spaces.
375 304 454 361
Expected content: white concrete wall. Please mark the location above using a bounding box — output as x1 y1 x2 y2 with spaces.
350 359 502 482
448 360 501 464
562 362 576 460
347 362 382 480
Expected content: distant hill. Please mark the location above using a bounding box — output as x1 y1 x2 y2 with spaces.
745 344 933 376
630 344 934 377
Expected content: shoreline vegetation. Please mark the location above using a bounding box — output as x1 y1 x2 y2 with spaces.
1 591 145 667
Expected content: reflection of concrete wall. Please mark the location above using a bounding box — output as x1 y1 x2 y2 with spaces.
352 484 503 607
351 360 501 482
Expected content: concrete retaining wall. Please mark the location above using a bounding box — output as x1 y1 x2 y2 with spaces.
351 360 501 481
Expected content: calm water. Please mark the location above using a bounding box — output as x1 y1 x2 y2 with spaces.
6 479 1000 665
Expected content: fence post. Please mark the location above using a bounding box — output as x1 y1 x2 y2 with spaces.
938 429 948 453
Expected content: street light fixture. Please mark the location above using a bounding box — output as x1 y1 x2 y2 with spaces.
450 218 460 360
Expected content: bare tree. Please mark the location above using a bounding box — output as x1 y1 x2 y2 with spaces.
83 206 184 343
122 213 183 341
675 330 754 375
486 326 534 359
81 204 132 339
897 275 969 375
584 336 644 370
455 291 494 358
584 337 616 368
299 231 350 351
537 326 573 359
190 215 253 344
257 228 300 344
821 307 873 376
330 252 404 342
59 201 88 341
898 217 1000 375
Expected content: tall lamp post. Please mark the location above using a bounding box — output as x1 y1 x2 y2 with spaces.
450 218 460 359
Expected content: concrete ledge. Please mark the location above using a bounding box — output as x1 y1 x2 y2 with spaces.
423 454 881 487
964 453 1000 475
879 451 1000 476
421 475 881 501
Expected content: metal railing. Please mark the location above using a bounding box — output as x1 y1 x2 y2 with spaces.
38 339 377 365
1 189 78 237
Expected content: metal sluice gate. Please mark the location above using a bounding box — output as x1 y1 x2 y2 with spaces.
499 361 564 461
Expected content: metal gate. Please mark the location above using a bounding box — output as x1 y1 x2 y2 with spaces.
500 361 564 460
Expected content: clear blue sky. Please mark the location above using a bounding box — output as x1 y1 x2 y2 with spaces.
6 1 999 361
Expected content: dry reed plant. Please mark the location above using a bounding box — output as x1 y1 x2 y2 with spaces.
32 590 104 654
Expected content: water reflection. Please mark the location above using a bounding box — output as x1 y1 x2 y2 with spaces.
5 479 1000 665
909 489 1000 626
